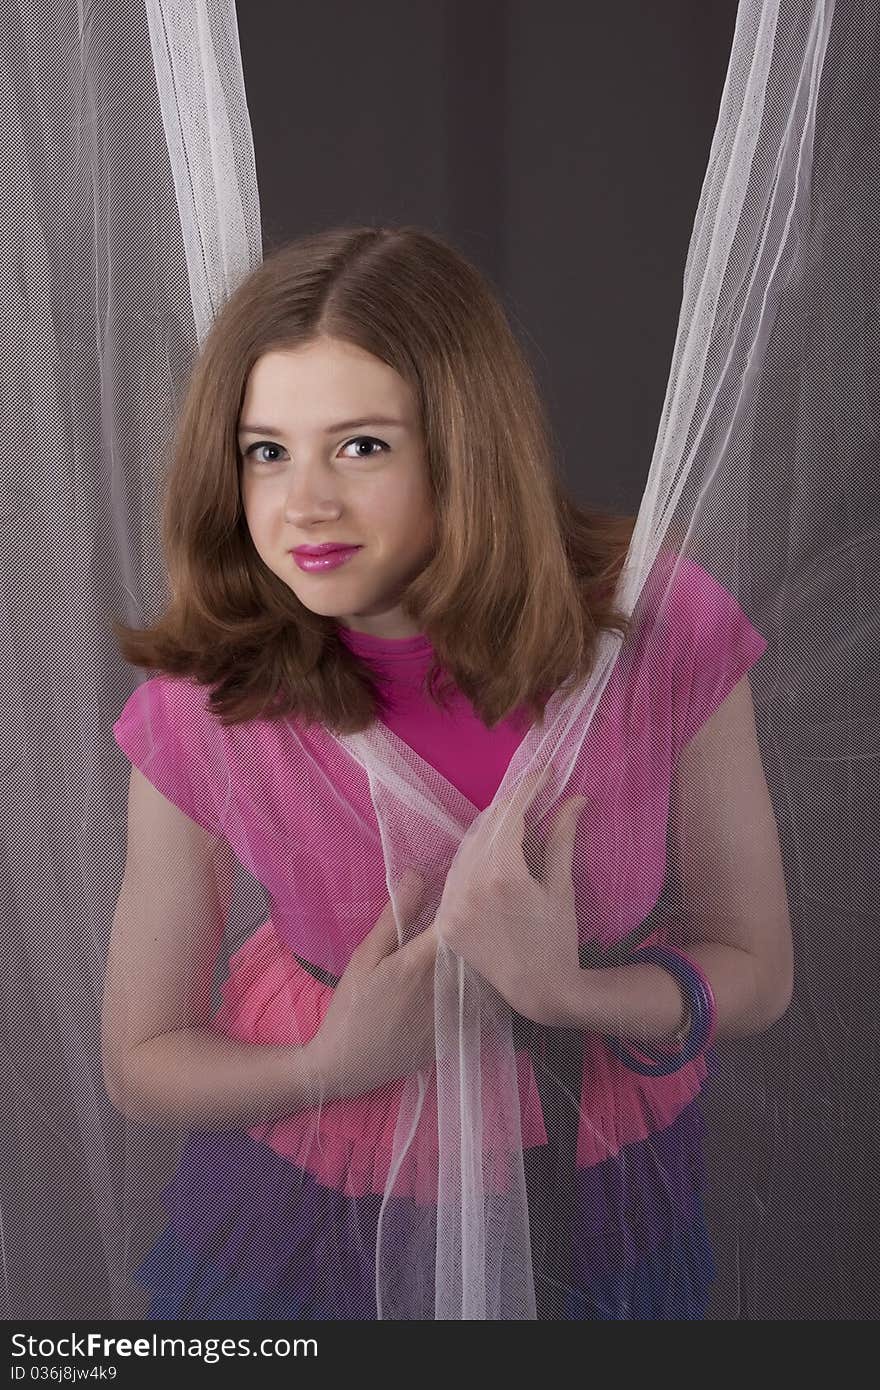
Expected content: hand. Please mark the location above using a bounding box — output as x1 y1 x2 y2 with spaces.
435 769 589 1027
305 869 439 1101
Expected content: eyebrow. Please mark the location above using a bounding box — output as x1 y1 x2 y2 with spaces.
238 416 408 437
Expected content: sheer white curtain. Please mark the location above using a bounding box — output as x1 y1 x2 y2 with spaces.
0 0 259 1318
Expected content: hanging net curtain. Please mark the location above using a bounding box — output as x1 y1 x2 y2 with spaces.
0 0 261 1319
1 0 877 1320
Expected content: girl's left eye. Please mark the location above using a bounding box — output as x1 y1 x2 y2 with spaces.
340 436 389 458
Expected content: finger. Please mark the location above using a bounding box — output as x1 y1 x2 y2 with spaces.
483 768 553 876
474 767 547 867
492 767 548 820
362 869 425 963
505 773 584 880
543 795 589 892
514 766 551 804
408 918 440 954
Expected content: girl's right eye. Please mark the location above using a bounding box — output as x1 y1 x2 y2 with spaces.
244 442 284 466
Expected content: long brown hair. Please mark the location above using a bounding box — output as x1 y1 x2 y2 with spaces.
112 225 636 735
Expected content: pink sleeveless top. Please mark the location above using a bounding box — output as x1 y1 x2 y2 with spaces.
113 555 767 1198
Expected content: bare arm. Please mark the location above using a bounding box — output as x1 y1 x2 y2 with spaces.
113 1027 324 1129
563 671 794 1042
102 766 323 1129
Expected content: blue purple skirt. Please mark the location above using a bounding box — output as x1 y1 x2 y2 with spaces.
134 1093 717 1320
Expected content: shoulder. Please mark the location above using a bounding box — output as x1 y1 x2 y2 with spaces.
112 674 232 841
632 549 763 657
114 672 217 747
644 550 768 751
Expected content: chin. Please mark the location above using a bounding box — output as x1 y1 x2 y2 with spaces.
293 596 348 619
292 586 372 621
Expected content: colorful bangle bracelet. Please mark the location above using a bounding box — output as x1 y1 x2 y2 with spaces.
602 943 717 1077
635 943 719 1054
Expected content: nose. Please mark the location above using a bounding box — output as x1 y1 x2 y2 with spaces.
282 461 344 526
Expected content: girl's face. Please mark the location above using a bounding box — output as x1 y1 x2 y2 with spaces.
238 337 436 639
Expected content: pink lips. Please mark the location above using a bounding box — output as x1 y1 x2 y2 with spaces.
291 545 362 573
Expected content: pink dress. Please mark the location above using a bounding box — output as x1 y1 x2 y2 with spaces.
112 555 767 1318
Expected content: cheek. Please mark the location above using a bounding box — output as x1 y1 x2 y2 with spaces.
243 488 280 532
364 478 431 537
242 501 266 542
242 499 279 560
388 475 434 540
393 503 434 557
